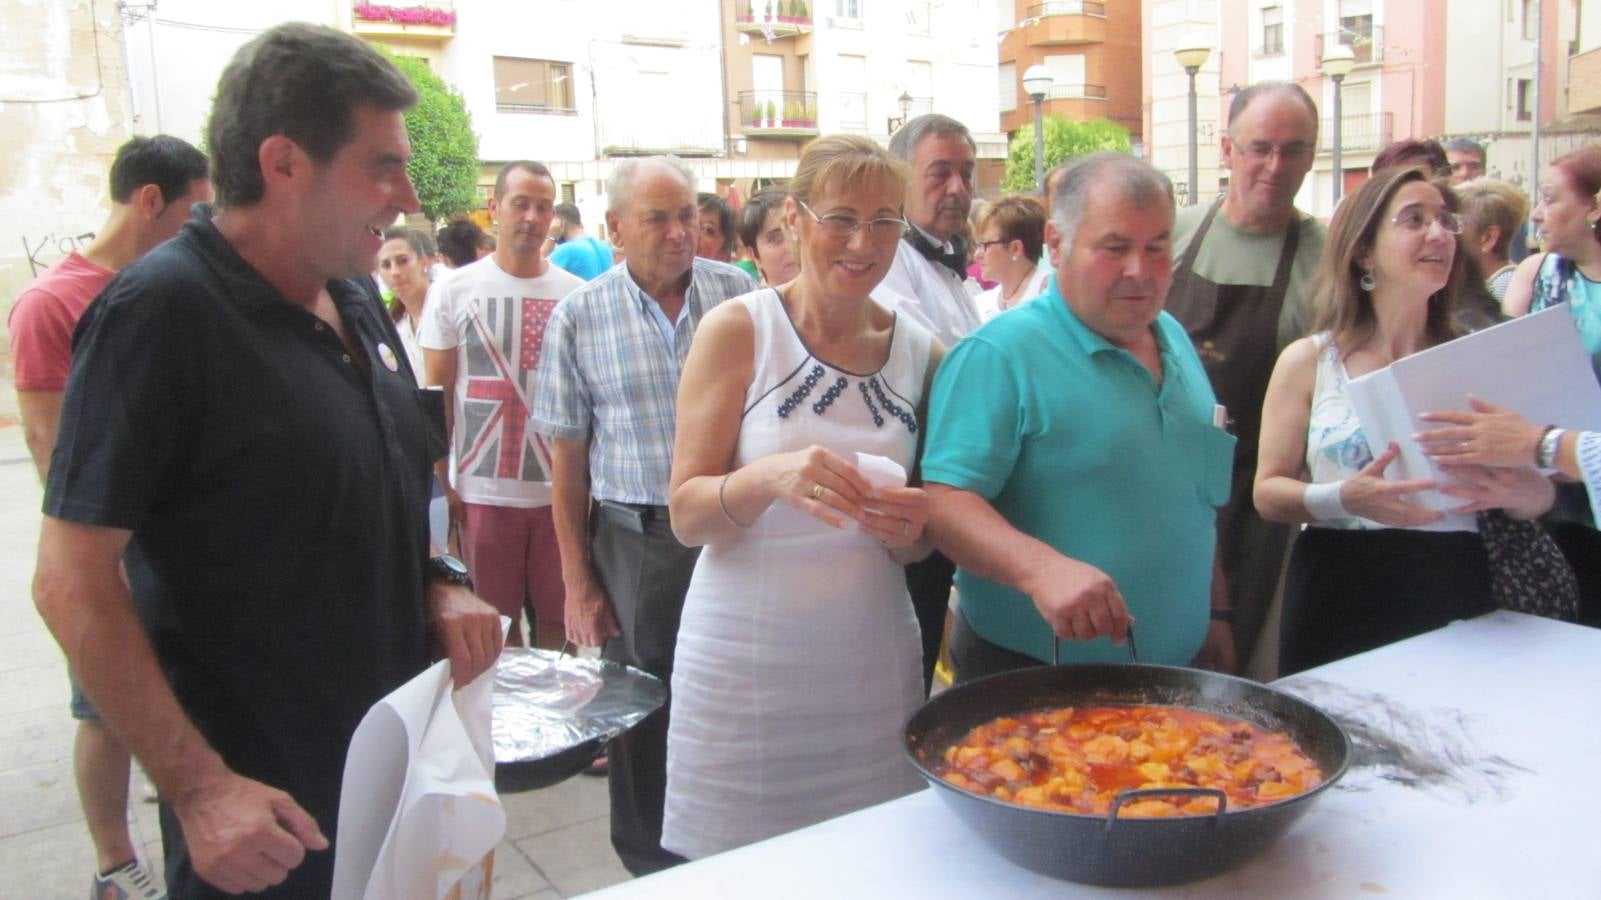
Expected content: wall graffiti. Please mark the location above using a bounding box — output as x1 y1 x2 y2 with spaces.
20 231 98 278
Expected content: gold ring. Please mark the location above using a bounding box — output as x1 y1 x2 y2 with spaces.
811 484 824 501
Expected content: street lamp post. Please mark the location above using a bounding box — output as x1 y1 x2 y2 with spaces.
887 91 914 134
1174 35 1212 207
1322 44 1356 209
1022 64 1055 192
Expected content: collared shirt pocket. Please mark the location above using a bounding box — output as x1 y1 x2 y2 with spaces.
1197 423 1235 509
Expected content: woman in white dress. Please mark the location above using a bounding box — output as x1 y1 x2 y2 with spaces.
972 195 1050 321
662 135 944 859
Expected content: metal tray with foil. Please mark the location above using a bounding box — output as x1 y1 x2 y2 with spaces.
491 648 666 792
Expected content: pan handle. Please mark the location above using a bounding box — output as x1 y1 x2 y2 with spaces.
1104 787 1227 831
1050 624 1139 666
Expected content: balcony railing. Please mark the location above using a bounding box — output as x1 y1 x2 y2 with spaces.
733 2 813 38
1315 24 1384 66
1320 112 1394 153
739 90 819 139
351 3 455 39
1044 83 1108 100
1027 1 1106 17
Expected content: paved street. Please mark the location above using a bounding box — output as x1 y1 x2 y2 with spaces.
0 418 631 898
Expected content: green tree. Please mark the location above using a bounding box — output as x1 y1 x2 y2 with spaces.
1002 116 1132 193
382 50 481 222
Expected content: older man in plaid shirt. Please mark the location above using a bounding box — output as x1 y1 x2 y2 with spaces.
531 155 754 875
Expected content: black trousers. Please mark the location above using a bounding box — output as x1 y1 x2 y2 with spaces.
1279 527 1494 676
905 550 955 694
948 611 1045 685
592 501 699 877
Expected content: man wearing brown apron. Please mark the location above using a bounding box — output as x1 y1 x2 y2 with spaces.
1167 83 1326 674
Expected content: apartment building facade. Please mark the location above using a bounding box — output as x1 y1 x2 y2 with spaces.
1145 0 1593 217
994 1 1144 143
719 0 1008 194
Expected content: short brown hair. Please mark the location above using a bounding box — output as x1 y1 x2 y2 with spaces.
1313 167 1466 355
976 195 1046 263
1455 178 1529 259
207 24 416 209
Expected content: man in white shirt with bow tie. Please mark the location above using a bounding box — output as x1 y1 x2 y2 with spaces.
877 113 984 691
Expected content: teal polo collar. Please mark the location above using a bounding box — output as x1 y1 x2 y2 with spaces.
1040 278 1175 361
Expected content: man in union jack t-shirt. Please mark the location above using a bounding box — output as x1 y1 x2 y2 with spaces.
420 160 583 647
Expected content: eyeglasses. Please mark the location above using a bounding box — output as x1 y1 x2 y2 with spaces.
1389 209 1465 234
797 201 908 242
1239 142 1315 164
976 239 1010 252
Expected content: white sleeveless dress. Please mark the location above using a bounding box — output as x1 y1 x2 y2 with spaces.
662 288 931 859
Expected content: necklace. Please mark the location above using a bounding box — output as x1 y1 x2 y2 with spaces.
1000 263 1036 309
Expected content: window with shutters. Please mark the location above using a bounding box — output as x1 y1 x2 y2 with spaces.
493 57 574 114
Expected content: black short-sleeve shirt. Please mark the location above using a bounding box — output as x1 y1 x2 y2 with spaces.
45 210 437 894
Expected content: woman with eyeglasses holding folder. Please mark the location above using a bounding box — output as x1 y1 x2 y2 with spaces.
659 135 945 859
1254 167 1555 675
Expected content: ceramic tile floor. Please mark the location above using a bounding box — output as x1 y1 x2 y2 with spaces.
0 424 631 899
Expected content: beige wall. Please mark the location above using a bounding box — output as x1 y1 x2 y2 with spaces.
0 0 133 394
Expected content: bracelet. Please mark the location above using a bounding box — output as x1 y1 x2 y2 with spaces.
1302 480 1349 522
1210 608 1236 623
1537 426 1565 469
718 472 750 528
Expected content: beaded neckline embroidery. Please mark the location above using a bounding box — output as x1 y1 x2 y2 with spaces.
776 364 916 432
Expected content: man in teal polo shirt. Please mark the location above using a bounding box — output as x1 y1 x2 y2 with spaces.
923 153 1236 681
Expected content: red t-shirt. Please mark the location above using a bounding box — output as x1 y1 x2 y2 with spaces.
7 251 115 392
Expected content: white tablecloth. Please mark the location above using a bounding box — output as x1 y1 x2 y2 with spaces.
583 612 1601 898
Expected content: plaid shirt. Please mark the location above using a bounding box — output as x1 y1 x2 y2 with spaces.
531 258 754 504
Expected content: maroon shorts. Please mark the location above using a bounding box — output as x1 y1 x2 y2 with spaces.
461 503 565 646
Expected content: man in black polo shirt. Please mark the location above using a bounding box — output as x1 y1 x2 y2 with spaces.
32 24 502 899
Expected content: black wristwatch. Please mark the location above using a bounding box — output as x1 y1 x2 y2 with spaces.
425 554 474 591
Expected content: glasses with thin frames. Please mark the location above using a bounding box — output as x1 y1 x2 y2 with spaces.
797 200 908 243
1389 209 1465 235
1240 143 1315 164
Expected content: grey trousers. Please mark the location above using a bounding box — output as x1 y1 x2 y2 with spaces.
591 501 700 876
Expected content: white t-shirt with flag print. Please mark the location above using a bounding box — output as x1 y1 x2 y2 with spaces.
418 255 584 507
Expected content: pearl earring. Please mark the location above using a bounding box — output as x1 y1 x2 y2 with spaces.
1359 270 1376 292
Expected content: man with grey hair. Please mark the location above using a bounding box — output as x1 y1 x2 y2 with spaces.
922 153 1233 683
878 113 984 692
1444 137 1487 185
879 113 984 348
1166 81 1326 675
532 155 753 875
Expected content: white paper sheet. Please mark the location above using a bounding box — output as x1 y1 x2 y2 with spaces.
1345 305 1601 508
332 626 508 900
853 452 908 534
